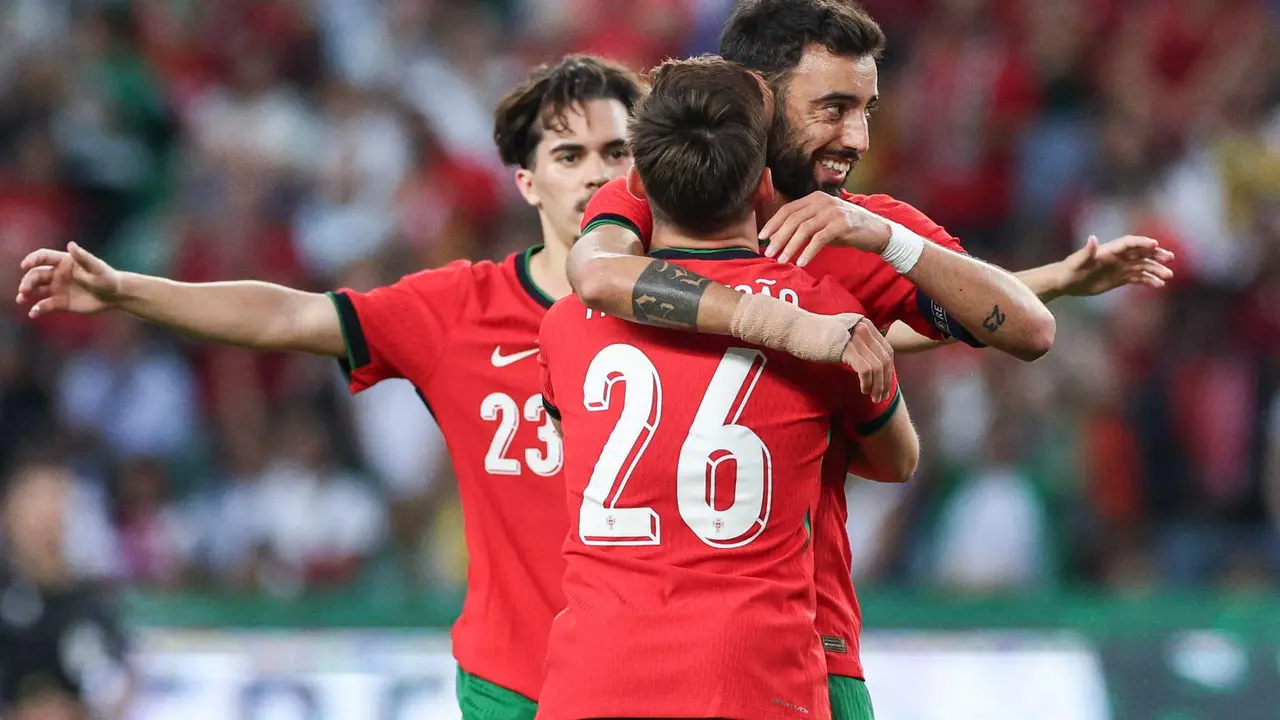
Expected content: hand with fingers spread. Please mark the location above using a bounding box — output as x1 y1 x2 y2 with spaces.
15 242 123 318
840 315 895 404
759 191 892 267
1056 235 1176 297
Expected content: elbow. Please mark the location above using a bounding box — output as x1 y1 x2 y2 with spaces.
565 242 592 294
573 258 617 311
890 440 921 484
866 432 920 484
1009 308 1056 362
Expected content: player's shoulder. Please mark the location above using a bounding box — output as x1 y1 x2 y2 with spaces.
586 176 637 212
582 176 651 237
401 249 547 296
841 191 937 229
806 276 868 316
389 257 479 293
840 191 965 251
544 293 588 322
540 293 592 338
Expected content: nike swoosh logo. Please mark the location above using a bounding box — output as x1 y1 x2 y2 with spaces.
491 347 539 368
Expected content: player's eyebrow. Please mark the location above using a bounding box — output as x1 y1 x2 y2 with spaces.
548 142 585 155
812 92 876 106
602 139 628 151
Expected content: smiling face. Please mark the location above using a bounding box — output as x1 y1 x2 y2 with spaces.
767 46 879 199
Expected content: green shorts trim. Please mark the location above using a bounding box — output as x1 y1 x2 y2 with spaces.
456 667 538 720
828 674 875 720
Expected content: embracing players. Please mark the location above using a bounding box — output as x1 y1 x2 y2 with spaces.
570 1 1174 717
538 56 918 720
14 53 895 719
14 56 645 717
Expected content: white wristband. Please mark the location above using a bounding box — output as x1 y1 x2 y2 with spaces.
879 220 926 274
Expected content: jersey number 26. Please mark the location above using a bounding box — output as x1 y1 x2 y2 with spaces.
580 345 773 549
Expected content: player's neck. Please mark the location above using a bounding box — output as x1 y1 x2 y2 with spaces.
526 236 573 301
649 216 761 255
755 192 793 232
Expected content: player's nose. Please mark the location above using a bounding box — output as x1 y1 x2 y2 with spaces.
584 153 612 188
841 114 870 155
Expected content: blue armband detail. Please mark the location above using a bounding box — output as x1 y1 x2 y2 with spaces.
915 291 987 348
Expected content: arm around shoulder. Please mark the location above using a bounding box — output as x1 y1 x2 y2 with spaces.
567 221 647 311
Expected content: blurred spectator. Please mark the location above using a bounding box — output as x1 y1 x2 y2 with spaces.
54 315 199 465
0 459 134 719
889 0 1035 258
111 457 197 589
292 80 409 277
249 408 387 597
393 112 503 266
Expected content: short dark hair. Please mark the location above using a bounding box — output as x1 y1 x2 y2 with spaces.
628 57 770 235
719 0 885 83
493 54 645 169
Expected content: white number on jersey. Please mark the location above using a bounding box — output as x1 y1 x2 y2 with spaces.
481 392 563 477
580 344 662 545
677 348 772 547
578 344 775 547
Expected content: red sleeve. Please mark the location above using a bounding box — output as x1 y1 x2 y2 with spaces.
328 260 472 393
580 176 654 248
843 193 978 343
854 193 965 252
818 278 903 438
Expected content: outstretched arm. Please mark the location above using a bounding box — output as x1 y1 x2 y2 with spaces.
901 242 1054 360
885 234 1176 354
16 243 345 356
1016 234 1174 302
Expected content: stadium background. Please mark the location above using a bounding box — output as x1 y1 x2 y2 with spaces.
0 0 1278 717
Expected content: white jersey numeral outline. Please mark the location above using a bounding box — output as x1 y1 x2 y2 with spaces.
578 344 773 547
481 392 563 477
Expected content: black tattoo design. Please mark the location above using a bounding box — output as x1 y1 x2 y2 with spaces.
982 304 1006 333
632 261 713 329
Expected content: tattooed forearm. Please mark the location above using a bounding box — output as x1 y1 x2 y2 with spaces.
632 260 714 329
982 304 1007 333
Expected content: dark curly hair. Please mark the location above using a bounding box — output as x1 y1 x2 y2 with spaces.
493 55 645 169
719 0 886 85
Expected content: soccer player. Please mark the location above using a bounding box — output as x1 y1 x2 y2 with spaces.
0 458 135 720
568 2 1175 718
537 57 918 720
14 55 647 718
14 53 894 719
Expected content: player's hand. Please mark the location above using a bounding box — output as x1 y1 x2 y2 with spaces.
1055 235 1175 297
760 192 892 267
839 315 895 403
16 242 123 318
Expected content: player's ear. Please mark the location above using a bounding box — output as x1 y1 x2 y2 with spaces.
753 167 775 207
625 166 648 202
515 167 540 209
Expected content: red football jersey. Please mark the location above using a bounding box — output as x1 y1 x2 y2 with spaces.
331 247 564 701
581 178 957 679
536 246 900 720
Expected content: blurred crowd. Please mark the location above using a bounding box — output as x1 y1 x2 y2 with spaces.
0 0 1277 600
